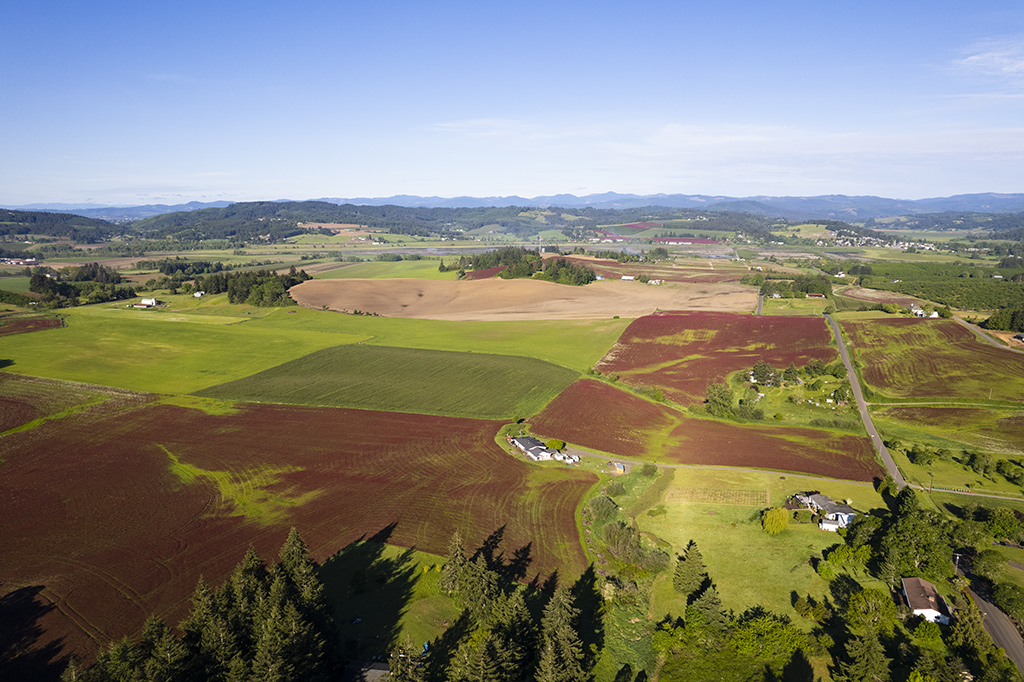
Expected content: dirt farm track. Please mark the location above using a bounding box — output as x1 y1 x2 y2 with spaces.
290 278 757 320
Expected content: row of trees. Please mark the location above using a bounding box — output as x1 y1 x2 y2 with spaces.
389 531 599 682
189 267 311 306
62 529 337 682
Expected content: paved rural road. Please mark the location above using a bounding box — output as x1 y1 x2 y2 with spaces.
825 315 907 488
968 586 1024 673
756 293 764 315
954 317 1024 356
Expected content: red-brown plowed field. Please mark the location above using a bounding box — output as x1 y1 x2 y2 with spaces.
597 311 837 403
0 397 38 431
532 380 881 481
465 266 507 280
841 318 1024 401
0 316 61 336
0 401 594 661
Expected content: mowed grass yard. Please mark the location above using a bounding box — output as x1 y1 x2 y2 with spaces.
197 344 579 419
637 468 884 623
0 293 628 392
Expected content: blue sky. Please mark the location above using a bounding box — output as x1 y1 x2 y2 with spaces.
3 1 1023 205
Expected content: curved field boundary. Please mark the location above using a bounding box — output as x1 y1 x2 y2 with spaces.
840 317 1024 403
0 315 61 336
531 379 881 481
195 344 579 419
597 311 838 404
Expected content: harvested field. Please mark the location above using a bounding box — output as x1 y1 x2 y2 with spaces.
838 286 927 306
596 311 838 404
289 278 756 321
0 315 61 336
196 344 577 419
841 317 1024 402
531 379 880 480
0 397 37 432
553 255 745 284
0 400 594 661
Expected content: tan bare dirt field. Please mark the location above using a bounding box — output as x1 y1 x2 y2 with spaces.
290 278 757 321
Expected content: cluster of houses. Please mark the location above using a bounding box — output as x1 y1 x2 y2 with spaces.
508 436 579 464
910 306 940 318
0 256 38 267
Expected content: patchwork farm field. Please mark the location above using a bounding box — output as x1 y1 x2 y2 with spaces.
197 344 578 419
0 295 628 390
531 379 881 480
840 316 1024 402
874 406 1024 455
0 314 60 336
311 260 458 280
0 393 595 661
596 311 838 404
551 255 746 284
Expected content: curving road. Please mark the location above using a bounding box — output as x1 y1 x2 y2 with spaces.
825 315 907 488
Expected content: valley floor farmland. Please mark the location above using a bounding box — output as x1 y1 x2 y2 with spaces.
0 394 595 661
839 315 1024 402
289 277 757 320
531 379 881 480
196 344 578 419
597 311 839 404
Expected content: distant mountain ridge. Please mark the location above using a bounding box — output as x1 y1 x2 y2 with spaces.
6 192 1024 221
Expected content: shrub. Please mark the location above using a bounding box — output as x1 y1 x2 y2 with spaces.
762 507 789 535
638 463 658 477
606 481 626 497
588 495 618 522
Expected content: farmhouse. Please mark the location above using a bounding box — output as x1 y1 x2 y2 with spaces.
508 436 579 464
134 298 160 309
901 577 950 624
794 492 857 531
806 293 826 299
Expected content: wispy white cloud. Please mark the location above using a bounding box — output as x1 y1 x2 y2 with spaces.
953 38 1024 88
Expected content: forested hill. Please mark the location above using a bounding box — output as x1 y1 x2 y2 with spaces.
127 201 781 240
863 211 1024 235
0 209 117 241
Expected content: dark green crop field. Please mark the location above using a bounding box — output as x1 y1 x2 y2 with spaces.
196 344 578 419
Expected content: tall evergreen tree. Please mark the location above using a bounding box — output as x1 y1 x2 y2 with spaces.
536 586 586 682
672 541 707 598
834 631 891 682
441 531 469 596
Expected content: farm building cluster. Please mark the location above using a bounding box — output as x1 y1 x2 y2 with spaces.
508 436 579 464
791 492 857 532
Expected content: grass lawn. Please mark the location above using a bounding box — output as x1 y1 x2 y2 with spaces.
0 276 31 293
637 468 883 621
312 260 458 280
197 344 579 419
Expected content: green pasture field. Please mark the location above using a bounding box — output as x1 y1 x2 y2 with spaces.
0 276 31 293
0 292 627 393
0 300 370 394
771 224 834 239
311 260 457 280
197 344 578 419
637 468 882 622
760 296 829 316
839 314 1024 404
870 405 1024 496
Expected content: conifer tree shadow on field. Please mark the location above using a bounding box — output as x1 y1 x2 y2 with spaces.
0 585 69 682
0 359 13 369
318 522 418 661
571 564 604 665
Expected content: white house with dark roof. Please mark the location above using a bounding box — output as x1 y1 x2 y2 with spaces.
902 577 950 624
795 492 857 531
508 436 578 463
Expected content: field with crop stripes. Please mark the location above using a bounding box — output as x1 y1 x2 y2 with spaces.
596 311 837 404
196 344 578 419
840 317 1024 402
874 405 1024 455
0 395 594 661
531 379 880 480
